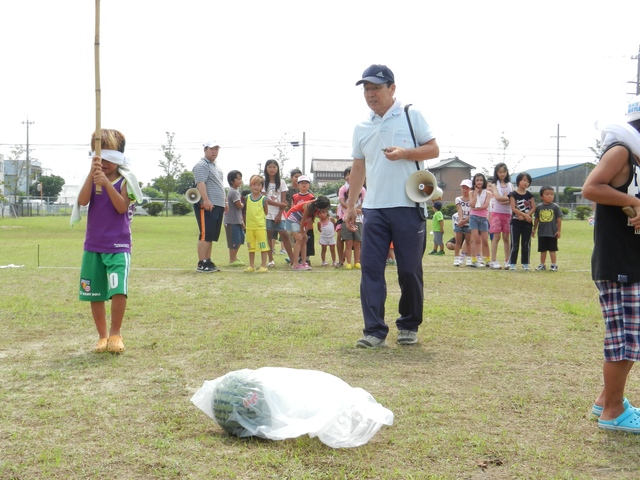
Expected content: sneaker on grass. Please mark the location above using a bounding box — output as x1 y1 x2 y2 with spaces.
356 335 387 348
197 260 219 273
550 264 559 272
536 264 546 271
397 330 418 345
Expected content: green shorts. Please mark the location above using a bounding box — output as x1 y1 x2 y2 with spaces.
79 251 131 302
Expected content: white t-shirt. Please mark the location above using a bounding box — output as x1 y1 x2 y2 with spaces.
264 179 288 220
351 99 435 209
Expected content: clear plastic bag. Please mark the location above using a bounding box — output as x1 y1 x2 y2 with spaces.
190 367 394 448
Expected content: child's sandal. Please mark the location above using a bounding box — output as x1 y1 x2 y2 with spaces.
107 335 125 353
94 338 108 353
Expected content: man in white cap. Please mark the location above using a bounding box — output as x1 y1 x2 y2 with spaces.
193 141 227 272
345 64 439 348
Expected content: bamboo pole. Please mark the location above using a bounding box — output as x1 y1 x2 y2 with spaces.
94 0 102 193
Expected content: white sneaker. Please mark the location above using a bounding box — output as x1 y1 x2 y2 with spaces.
491 261 501 270
453 257 461 266
504 261 510 270
465 257 472 266
477 260 485 268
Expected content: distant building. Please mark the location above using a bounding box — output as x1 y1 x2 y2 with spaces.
310 159 353 185
512 163 594 200
2 159 42 198
428 157 476 203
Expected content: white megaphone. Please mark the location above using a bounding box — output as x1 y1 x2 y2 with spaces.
405 170 443 203
185 188 202 204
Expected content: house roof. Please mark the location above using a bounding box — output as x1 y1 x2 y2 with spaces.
513 163 587 179
310 159 353 173
428 157 476 170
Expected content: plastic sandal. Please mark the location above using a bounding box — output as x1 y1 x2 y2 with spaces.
94 338 108 353
107 335 125 353
592 397 632 417
598 406 640 433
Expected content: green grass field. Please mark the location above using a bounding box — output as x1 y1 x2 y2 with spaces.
1 216 640 479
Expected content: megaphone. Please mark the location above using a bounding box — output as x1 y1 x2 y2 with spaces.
185 188 201 204
405 170 443 203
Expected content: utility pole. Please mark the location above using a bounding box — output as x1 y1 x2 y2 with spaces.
550 124 565 203
21 116 35 202
630 44 640 95
290 132 307 174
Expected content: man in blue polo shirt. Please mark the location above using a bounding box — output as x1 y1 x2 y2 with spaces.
345 64 439 348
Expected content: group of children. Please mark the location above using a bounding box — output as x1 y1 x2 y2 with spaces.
433 163 563 271
222 163 366 272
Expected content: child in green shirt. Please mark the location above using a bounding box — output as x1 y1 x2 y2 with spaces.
429 201 445 255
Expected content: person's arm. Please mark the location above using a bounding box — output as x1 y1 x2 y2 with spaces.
262 196 268 216
583 146 640 225
509 195 523 220
523 197 536 223
383 138 439 162
532 207 539 238
455 202 468 226
556 211 562 238
469 189 477 209
90 160 130 214
478 190 492 211
345 159 365 232
233 198 243 210
492 183 510 204
77 157 100 206
196 181 212 211
439 218 444 233
274 190 287 223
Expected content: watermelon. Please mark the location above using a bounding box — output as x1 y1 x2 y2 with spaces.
211 370 272 437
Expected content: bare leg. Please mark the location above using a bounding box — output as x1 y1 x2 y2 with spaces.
502 232 510 263
109 294 126 336
491 234 500 263
91 301 108 339
197 240 211 262
596 360 634 420
344 240 353 265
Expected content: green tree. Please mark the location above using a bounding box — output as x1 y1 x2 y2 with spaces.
314 181 345 197
153 132 185 217
142 187 161 198
175 170 195 194
29 174 65 198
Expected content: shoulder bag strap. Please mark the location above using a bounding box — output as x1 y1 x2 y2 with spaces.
404 104 426 220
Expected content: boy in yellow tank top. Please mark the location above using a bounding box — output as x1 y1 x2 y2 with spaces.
244 175 270 273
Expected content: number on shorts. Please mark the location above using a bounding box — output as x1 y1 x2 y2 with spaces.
109 273 119 289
